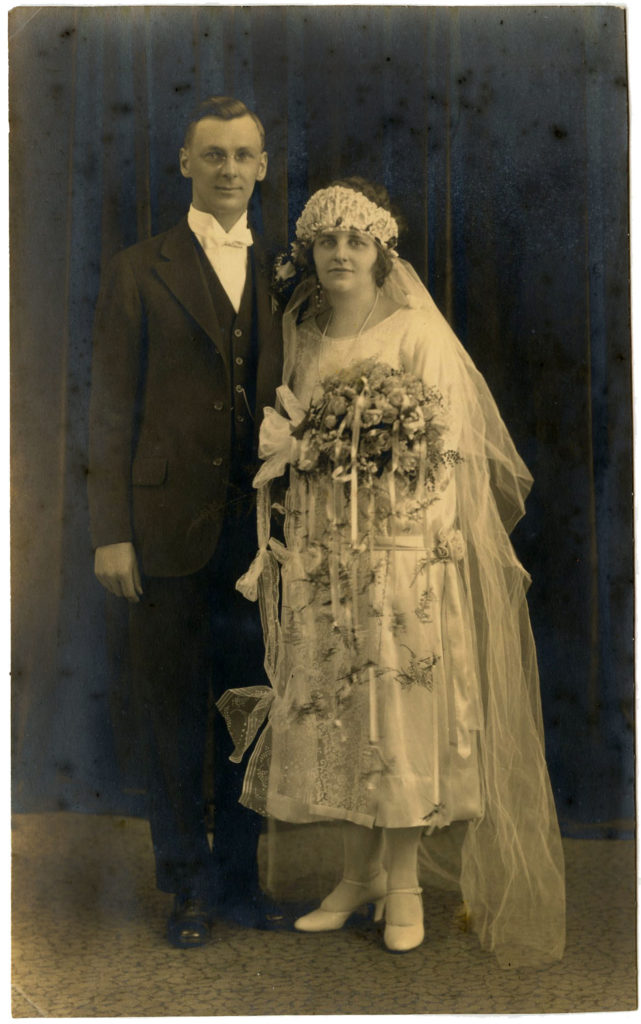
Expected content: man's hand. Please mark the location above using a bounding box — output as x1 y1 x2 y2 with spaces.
94 542 143 602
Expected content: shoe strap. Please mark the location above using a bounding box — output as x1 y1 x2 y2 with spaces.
341 872 386 888
386 886 423 895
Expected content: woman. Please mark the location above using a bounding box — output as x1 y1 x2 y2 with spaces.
219 180 565 965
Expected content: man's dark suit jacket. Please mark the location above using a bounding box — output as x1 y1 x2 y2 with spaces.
88 216 283 578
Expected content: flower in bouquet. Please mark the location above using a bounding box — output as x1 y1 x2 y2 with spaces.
291 358 461 494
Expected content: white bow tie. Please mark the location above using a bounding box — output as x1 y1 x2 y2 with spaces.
201 226 253 250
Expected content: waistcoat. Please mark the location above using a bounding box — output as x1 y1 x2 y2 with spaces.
195 245 259 498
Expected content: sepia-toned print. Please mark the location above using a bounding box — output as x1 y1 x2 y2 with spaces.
10 5 634 1016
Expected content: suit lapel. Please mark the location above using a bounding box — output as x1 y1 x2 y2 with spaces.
252 235 273 346
252 236 283 425
153 218 281 408
153 218 227 365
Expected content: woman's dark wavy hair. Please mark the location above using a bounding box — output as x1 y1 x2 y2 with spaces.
295 177 404 288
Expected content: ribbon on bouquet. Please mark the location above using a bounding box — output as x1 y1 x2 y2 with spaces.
236 384 307 603
216 685 275 763
334 380 383 745
224 388 311 776
235 385 310 719
349 391 368 547
216 683 277 810
235 484 275 601
252 385 307 488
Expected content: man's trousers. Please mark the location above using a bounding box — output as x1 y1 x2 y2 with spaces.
126 509 265 904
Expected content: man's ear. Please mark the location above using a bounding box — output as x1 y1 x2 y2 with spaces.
256 151 268 182
179 148 192 179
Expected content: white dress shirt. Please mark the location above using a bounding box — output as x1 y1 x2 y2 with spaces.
188 205 253 313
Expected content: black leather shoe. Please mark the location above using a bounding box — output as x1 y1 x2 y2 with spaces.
167 894 212 948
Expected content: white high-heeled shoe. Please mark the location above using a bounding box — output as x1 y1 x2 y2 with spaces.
382 887 424 952
294 872 387 932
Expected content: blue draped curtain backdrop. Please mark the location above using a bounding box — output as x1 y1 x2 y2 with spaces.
10 6 632 832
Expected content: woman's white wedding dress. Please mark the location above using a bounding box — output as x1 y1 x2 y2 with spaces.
246 307 484 830
219 269 566 967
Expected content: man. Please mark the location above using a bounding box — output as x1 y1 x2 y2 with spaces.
88 96 283 947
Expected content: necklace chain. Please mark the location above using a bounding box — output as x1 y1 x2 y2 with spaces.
318 290 379 383
321 289 380 341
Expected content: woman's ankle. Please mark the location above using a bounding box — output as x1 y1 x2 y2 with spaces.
347 862 385 883
321 873 385 912
387 875 419 891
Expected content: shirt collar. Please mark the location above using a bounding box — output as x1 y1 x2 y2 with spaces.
188 206 253 247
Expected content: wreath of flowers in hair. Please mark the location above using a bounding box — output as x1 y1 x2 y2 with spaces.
293 185 399 252
271 186 399 306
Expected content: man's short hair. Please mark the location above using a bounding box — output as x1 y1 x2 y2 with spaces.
183 96 266 150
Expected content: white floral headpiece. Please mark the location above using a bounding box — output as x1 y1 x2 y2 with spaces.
293 185 399 253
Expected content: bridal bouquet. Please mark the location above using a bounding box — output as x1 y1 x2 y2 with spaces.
291 358 460 492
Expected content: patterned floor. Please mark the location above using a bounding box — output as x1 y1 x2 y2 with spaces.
11 813 637 1016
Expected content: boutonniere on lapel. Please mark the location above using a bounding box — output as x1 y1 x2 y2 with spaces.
270 252 300 314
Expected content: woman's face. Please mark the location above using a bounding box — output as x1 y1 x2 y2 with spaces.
313 230 379 296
